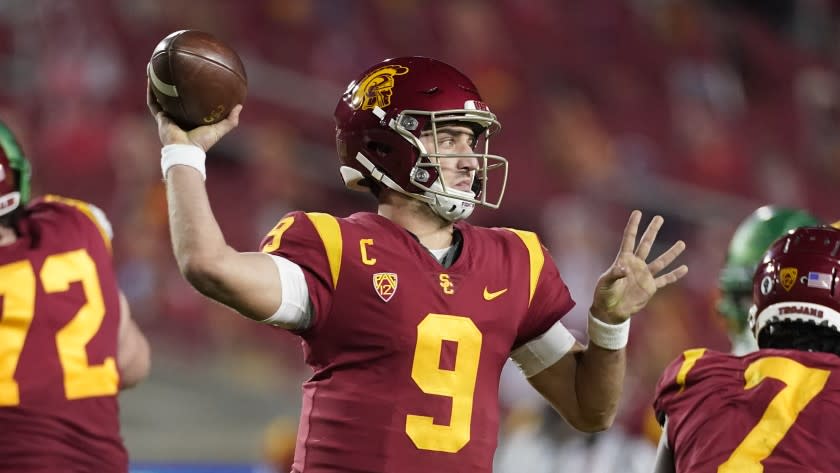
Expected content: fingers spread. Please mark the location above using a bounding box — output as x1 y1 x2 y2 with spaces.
655 264 689 288
230 104 243 119
647 240 686 275
635 215 663 260
619 210 642 255
215 105 242 135
601 263 628 285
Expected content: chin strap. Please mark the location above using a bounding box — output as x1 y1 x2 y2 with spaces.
350 153 475 222
425 180 476 222
352 152 476 221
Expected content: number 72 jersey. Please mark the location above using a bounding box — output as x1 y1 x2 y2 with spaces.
0 196 126 469
654 348 840 472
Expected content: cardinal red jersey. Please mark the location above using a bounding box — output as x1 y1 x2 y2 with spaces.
0 195 126 472
260 211 575 473
654 348 840 473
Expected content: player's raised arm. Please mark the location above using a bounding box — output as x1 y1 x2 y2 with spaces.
527 211 687 431
147 83 285 324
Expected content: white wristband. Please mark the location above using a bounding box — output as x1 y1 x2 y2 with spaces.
587 312 630 350
161 144 207 180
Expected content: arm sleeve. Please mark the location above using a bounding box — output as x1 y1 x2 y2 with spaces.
43 194 113 248
258 211 337 331
259 254 313 330
510 320 577 377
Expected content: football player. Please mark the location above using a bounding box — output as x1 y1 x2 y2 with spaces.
718 206 821 354
148 56 687 472
653 225 840 472
0 121 150 471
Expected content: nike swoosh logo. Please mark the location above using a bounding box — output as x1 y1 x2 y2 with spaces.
483 287 508 301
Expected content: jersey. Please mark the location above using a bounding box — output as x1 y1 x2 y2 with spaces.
654 348 840 472
0 195 126 472
260 211 575 473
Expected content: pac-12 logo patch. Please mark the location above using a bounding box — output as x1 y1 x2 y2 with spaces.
373 272 398 302
780 267 798 292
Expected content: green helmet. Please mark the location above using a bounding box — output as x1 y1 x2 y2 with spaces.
718 206 821 333
0 121 31 217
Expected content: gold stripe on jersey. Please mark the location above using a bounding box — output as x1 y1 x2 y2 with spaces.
44 195 112 252
675 348 706 393
306 213 342 289
505 229 544 307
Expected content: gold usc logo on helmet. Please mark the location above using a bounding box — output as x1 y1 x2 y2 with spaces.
347 65 409 110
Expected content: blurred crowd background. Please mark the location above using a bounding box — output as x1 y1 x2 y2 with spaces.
1 0 839 470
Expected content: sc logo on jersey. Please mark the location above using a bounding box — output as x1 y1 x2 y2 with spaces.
439 274 455 295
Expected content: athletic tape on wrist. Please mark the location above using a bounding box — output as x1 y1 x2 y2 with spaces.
161 144 207 180
587 312 630 350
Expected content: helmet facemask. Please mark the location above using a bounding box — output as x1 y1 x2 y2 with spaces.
391 107 507 221
0 122 31 218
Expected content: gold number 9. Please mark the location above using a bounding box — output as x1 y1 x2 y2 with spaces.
405 313 483 453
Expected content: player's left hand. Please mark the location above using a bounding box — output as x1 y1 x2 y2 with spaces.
590 210 687 324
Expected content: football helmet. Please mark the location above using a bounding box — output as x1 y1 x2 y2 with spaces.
718 206 820 333
0 121 31 217
750 225 840 342
334 56 507 221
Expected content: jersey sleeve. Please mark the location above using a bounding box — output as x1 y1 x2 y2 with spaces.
259 211 340 329
40 195 114 251
653 347 709 443
653 349 706 419
506 229 576 348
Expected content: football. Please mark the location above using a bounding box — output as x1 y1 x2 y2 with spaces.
148 30 247 130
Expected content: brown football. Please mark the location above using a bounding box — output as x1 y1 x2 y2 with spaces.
148 30 247 130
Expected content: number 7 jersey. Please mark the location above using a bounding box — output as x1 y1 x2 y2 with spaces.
654 348 840 472
260 211 575 473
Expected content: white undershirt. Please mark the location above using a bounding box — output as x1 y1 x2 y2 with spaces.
429 246 451 262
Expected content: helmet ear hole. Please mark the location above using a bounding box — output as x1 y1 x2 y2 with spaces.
365 141 391 158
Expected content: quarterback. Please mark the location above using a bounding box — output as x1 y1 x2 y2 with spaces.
148 56 687 472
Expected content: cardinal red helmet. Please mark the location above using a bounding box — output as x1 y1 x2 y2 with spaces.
334 56 507 220
750 226 840 341
0 121 31 217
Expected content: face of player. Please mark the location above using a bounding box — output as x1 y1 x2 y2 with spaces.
419 124 479 193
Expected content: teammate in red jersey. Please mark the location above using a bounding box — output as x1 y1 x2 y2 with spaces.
717 206 820 354
148 56 687 472
0 121 150 472
654 225 840 472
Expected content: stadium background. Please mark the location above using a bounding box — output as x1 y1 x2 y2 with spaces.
1 0 839 470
